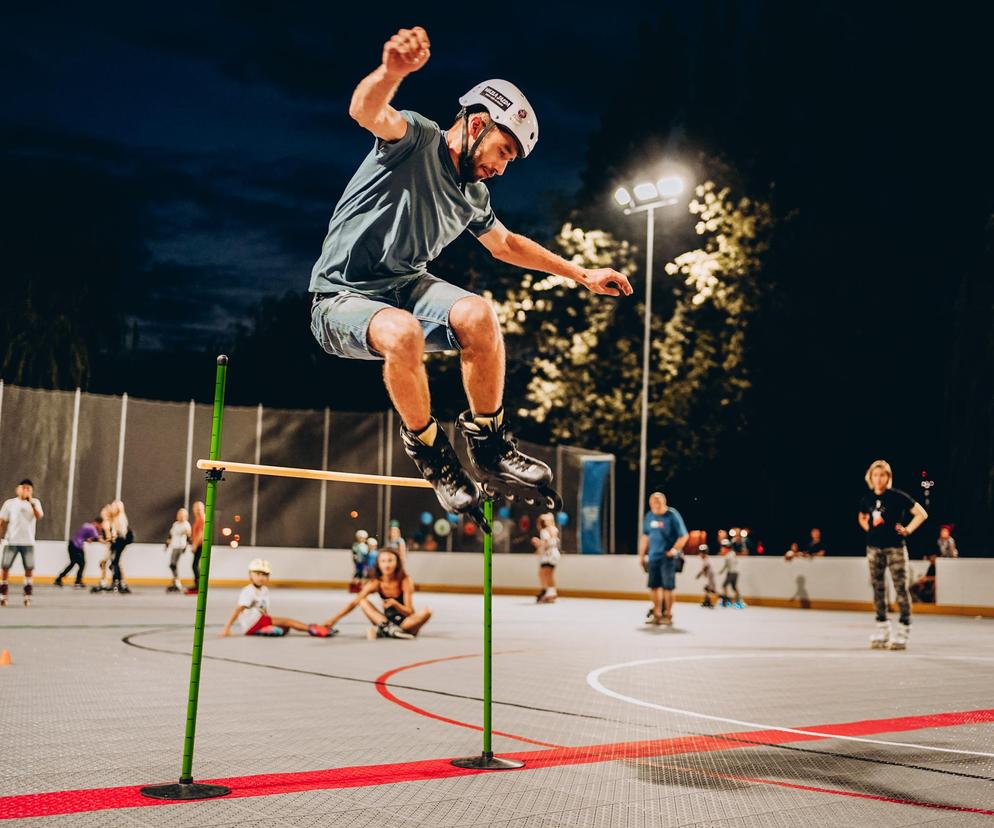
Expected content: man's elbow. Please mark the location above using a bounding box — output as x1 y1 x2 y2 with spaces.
488 234 516 261
349 103 372 128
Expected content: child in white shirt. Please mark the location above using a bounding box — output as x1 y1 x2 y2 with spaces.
220 559 337 638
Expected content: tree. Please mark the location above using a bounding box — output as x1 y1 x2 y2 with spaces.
491 178 772 484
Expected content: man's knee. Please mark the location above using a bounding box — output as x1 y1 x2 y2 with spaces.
450 296 500 349
368 309 423 359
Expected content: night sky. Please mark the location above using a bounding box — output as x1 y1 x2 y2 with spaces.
6 2 659 347
5 2 993 552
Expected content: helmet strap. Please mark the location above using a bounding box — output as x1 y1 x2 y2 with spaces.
457 107 496 189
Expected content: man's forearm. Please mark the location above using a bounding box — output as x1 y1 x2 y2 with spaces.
499 234 587 284
349 64 404 124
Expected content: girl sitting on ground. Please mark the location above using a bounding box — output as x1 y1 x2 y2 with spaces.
220 559 335 638
323 548 431 639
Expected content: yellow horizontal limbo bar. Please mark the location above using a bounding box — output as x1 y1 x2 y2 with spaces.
196 459 433 489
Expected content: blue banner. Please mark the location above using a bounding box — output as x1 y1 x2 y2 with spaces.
579 458 610 553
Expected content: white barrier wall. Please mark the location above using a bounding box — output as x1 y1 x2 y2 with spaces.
16 542 993 612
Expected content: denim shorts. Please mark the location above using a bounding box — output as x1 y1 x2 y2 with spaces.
647 556 677 590
310 273 474 360
2 544 35 571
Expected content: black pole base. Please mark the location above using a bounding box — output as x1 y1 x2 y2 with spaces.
451 752 524 770
139 781 231 800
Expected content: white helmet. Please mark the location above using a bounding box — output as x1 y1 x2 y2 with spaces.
458 79 538 158
354 529 368 542
248 558 271 575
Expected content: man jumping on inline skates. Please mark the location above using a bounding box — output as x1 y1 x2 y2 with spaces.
309 26 633 528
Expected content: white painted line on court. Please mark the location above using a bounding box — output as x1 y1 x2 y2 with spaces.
586 653 994 759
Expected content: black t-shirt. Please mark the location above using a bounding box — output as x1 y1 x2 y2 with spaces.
806 538 827 555
859 488 917 548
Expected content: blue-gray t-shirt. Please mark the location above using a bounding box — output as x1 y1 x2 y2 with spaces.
642 508 688 560
309 110 498 295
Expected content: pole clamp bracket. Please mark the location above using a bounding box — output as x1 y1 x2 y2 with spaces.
205 466 225 483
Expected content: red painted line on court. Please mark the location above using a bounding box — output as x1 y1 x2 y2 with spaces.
374 653 562 748
2 707 992 819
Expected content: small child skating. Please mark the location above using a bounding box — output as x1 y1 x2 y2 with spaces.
719 548 744 608
532 513 560 603
366 537 379 574
695 550 718 608
323 548 431 639
350 530 369 593
220 559 336 638
165 507 191 593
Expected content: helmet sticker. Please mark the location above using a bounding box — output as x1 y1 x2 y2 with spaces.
481 86 512 110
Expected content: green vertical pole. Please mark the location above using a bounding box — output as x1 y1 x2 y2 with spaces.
451 498 522 771
142 355 231 800
482 497 493 756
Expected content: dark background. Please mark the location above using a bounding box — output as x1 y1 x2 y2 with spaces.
3 1 992 556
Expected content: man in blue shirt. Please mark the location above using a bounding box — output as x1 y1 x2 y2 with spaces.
638 492 689 625
310 26 633 527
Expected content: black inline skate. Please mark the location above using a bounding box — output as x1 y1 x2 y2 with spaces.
456 409 563 511
400 420 489 532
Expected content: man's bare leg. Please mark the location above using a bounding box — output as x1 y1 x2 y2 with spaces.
450 295 504 415
651 587 663 622
367 309 432 430
370 301 486 525
663 589 674 620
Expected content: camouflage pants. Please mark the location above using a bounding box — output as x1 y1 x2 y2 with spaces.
867 546 911 625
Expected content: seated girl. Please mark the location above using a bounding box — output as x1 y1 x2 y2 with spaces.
323 548 431 639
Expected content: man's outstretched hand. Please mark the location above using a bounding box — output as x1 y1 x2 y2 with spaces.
383 27 430 79
582 268 633 297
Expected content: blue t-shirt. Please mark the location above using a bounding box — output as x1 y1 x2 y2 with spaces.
310 110 498 296
642 508 688 560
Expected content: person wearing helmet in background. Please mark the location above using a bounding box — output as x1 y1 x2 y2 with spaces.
350 529 369 593
219 559 337 638
309 26 632 529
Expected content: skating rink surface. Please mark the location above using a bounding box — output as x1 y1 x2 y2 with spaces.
1 585 993 826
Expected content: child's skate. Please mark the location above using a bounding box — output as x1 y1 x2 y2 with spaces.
870 620 891 649
889 622 910 650
400 421 488 531
456 410 562 511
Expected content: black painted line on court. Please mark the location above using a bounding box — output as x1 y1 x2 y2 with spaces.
4 623 193 629
700 733 994 783
121 628 637 726
120 629 992 782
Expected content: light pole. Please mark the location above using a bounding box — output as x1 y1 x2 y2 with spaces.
614 175 685 550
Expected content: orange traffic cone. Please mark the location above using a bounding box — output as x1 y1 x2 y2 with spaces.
0 650 11 666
